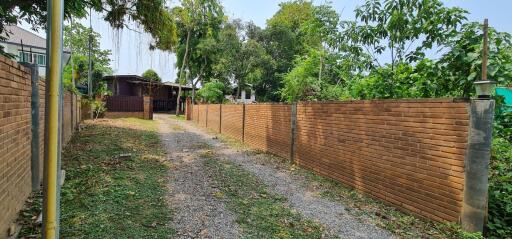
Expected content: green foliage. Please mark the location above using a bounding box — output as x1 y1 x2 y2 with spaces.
172 0 224 89
438 22 512 97
349 0 467 67
197 81 225 103
63 22 112 94
0 1 177 55
142 69 162 82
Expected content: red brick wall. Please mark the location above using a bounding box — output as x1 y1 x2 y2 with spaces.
221 104 244 141
0 57 32 237
206 104 221 133
244 104 292 159
295 100 468 222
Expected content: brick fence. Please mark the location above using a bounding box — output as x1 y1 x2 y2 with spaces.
0 56 82 238
189 99 474 223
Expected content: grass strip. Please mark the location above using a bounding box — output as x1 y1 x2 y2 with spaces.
203 152 336 239
59 119 173 238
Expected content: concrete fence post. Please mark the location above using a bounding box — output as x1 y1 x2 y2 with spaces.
23 63 41 191
290 102 297 162
461 99 495 233
242 104 246 142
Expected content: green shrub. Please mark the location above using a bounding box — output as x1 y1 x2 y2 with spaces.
487 108 512 238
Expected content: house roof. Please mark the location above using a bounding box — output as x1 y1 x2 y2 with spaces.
1 25 71 52
103 75 194 90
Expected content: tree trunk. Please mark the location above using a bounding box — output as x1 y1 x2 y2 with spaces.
176 30 191 116
318 52 323 82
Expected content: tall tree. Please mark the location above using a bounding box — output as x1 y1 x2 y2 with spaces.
172 0 224 114
345 0 467 70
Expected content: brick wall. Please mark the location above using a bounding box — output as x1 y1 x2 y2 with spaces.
295 100 468 222
197 104 207 127
0 56 82 238
189 99 471 222
244 104 292 159
0 57 33 237
206 104 221 133
220 104 244 141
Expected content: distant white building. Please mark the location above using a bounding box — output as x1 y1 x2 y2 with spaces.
225 84 256 103
0 25 71 78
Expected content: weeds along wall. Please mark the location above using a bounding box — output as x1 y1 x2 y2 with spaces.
0 56 82 238
189 99 471 223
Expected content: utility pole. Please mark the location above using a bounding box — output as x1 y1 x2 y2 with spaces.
43 0 64 238
481 19 489 81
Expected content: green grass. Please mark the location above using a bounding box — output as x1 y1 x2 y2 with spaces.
202 151 336 239
58 119 173 238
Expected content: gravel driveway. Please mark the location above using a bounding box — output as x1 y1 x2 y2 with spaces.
155 113 393 239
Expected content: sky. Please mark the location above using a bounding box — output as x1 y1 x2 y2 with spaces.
22 0 512 83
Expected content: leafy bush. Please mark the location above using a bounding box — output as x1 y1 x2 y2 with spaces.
488 136 512 238
197 81 225 103
487 102 512 238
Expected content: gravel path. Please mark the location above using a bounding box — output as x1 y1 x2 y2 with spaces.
156 113 393 239
156 114 242 239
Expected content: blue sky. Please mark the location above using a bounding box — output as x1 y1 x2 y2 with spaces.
25 1 511 82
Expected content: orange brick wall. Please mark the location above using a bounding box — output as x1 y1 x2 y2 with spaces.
0 57 33 237
220 104 244 141
197 104 207 127
188 100 471 223
244 104 292 159
295 100 469 222
191 104 199 122
0 56 82 238
206 104 221 133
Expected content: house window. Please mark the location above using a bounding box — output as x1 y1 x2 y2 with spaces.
19 51 32 63
35 54 46 66
18 51 46 66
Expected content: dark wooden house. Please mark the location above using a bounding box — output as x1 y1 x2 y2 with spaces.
103 75 193 112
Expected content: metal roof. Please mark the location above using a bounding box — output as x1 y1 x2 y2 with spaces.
103 75 194 90
1 25 71 52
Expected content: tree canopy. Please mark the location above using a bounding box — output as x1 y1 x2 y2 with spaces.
142 69 162 82
1 0 177 55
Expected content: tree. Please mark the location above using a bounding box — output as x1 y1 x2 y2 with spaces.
1 0 177 56
142 69 162 82
437 22 512 97
171 0 224 114
212 20 275 100
345 0 467 70
63 22 112 94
